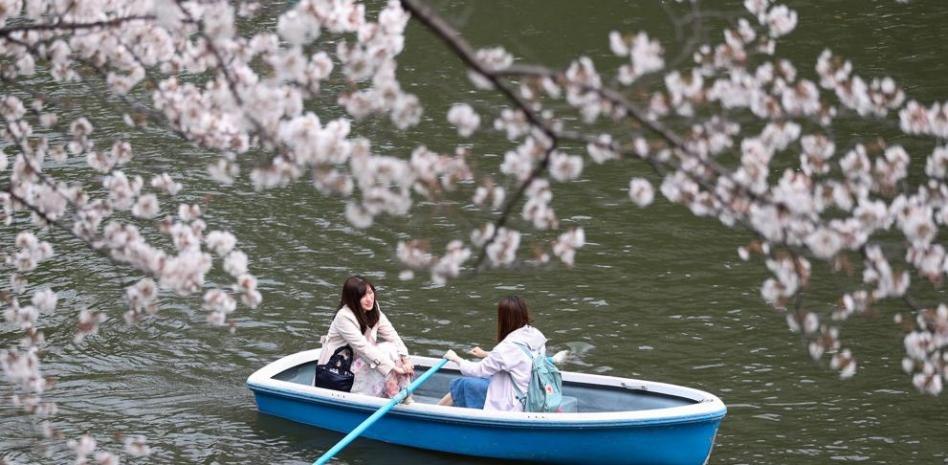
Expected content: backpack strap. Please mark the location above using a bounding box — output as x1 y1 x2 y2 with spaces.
513 342 535 358
507 342 536 407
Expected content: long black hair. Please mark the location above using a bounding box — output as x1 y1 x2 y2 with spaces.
337 275 380 334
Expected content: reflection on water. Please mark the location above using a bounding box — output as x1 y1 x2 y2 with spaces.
2 0 948 464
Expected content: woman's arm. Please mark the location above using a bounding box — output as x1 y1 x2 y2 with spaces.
334 310 395 375
451 344 508 378
376 312 409 356
376 311 414 374
469 346 489 358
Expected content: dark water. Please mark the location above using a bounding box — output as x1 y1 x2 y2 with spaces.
2 1 947 464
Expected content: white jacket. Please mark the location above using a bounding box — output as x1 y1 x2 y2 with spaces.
318 305 409 375
457 325 547 412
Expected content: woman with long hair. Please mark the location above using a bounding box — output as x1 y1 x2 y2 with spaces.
317 276 414 398
440 295 548 411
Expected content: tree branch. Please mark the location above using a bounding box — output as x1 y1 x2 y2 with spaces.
0 16 155 38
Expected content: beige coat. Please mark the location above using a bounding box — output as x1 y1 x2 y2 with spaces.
317 305 409 375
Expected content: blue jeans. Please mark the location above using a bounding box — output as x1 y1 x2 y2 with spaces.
449 376 489 409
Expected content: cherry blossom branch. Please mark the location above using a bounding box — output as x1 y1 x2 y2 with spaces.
0 27 163 135
0 115 147 280
413 2 945 389
0 16 155 38
172 0 302 171
400 0 567 269
497 63 845 239
1 186 138 279
403 0 813 276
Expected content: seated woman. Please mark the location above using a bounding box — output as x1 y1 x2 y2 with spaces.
440 295 547 411
318 275 415 398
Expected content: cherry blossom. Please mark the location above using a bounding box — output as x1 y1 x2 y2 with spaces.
2 2 947 461
486 227 521 266
447 103 480 137
552 228 585 266
611 31 664 84
629 178 655 207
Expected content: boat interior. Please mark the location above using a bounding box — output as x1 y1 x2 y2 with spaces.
273 361 696 413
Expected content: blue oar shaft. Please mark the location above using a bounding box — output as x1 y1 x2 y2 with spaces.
313 358 449 465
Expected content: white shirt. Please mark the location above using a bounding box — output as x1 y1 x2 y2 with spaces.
457 325 547 412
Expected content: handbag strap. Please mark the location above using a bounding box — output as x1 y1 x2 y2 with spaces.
327 344 353 370
331 344 352 357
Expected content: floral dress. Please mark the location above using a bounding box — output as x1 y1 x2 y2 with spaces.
350 333 412 398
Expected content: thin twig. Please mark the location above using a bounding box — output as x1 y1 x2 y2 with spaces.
0 16 155 38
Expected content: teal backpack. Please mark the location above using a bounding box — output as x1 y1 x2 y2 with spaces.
510 342 563 413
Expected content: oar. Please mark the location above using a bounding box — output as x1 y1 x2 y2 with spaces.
312 358 449 465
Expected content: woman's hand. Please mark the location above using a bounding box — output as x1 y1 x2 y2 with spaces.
391 366 409 376
468 346 489 358
400 355 415 375
443 349 462 364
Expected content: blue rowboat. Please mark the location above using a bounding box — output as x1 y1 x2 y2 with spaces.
247 349 726 465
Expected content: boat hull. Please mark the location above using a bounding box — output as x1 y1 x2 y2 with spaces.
248 350 725 465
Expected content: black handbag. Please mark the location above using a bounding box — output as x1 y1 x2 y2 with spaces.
314 345 354 391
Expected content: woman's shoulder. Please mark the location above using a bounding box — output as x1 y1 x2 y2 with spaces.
502 325 546 348
332 306 359 323
507 324 544 338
